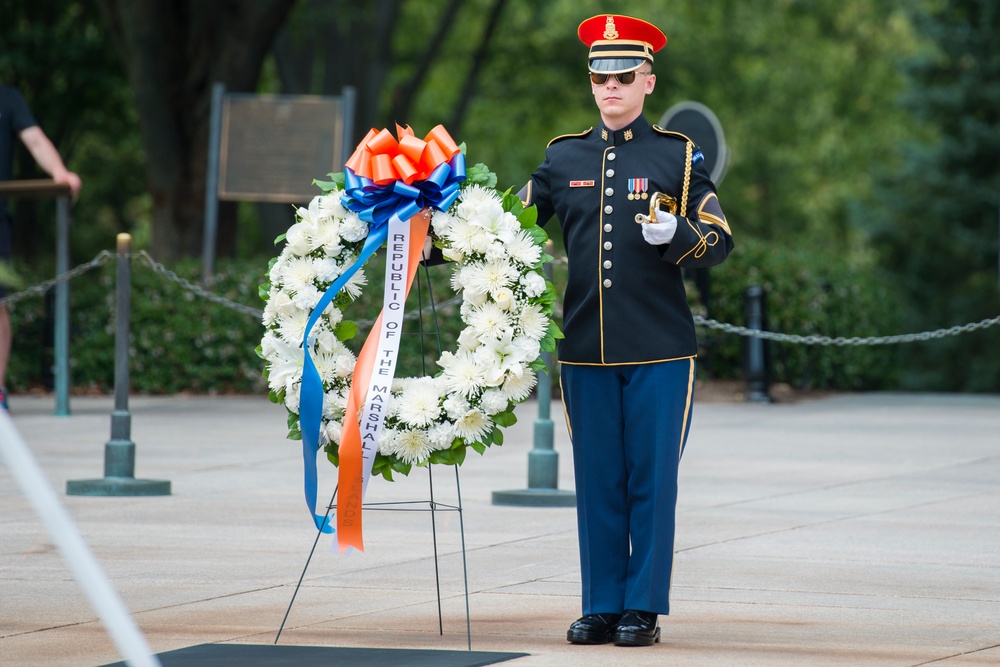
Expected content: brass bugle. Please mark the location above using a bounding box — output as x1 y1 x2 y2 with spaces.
634 191 678 224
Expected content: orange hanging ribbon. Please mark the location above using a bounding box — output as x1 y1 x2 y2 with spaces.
335 211 431 552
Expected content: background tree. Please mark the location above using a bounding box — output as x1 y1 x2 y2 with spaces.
95 0 297 260
869 0 1000 391
0 0 142 265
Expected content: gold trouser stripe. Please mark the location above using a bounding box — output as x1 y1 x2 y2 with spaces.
678 357 695 461
559 367 573 440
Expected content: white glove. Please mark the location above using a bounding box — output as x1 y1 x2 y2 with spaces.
641 210 678 245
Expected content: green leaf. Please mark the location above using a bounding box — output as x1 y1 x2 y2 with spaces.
492 410 517 427
491 428 504 446
518 205 538 228
465 162 497 188
335 320 359 342
471 441 487 454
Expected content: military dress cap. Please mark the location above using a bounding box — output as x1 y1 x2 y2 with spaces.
578 14 667 73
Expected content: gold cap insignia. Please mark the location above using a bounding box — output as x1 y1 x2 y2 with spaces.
603 16 619 40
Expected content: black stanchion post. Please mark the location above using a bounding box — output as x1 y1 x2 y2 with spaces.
492 244 575 507
743 285 772 403
67 234 170 496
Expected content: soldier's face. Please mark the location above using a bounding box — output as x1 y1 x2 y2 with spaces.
591 66 655 129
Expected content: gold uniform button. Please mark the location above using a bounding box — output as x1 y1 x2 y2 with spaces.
603 241 613 250
603 279 612 288
603 260 612 269
604 223 613 232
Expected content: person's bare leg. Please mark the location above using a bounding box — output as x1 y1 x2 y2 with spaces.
0 304 11 395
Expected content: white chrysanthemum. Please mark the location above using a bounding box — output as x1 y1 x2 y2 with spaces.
484 241 508 263
276 309 310 346
446 216 491 254
479 389 508 415
284 385 301 414
467 302 512 340
501 229 543 267
392 429 434 465
340 268 367 300
464 259 519 295
442 393 471 420
501 367 537 402
458 184 501 211
324 305 344 328
280 256 318 294
292 284 323 312
517 304 549 341
427 423 455 449
440 349 485 398
323 389 345 419
378 428 399 457
313 256 342 283
431 210 457 237
316 191 347 219
313 351 343 385
395 378 444 427
340 212 369 242
454 408 491 442
519 271 546 298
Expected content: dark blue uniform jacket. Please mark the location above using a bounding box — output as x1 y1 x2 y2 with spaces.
525 114 733 365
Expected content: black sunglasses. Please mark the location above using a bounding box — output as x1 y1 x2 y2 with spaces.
589 70 651 86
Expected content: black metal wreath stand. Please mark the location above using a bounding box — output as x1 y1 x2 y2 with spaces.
275 263 473 649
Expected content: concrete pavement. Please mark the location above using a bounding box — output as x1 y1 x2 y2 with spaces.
1 391 998 666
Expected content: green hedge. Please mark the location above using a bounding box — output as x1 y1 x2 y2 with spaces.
5 237 906 394
698 237 905 390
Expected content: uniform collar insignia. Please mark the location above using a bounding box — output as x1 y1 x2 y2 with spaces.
599 116 649 146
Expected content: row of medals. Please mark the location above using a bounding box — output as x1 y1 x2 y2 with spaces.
628 191 650 200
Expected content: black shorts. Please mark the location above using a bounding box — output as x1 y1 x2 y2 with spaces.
0 212 11 299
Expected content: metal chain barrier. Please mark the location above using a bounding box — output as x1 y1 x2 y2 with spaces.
133 251 465 327
4 249 997 347
132 251 264 319
0 250 114 307
694 313 1000 346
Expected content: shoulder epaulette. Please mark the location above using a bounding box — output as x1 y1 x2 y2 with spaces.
547 128 594 148
652 126 693 143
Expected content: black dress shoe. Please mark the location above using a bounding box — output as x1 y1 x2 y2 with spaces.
612 609 660 646
566 613 622 644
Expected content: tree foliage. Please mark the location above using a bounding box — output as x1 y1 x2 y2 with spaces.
868 0 1000 391
3 0 996 391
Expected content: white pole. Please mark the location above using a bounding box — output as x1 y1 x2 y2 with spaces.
0 413 161 667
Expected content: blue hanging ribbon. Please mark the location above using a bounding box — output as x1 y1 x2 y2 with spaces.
297 153 466 533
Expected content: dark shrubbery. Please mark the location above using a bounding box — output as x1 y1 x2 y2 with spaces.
6 240 908 395
698 237 905 390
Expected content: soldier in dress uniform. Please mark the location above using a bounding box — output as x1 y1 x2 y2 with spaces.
519 14 734 647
